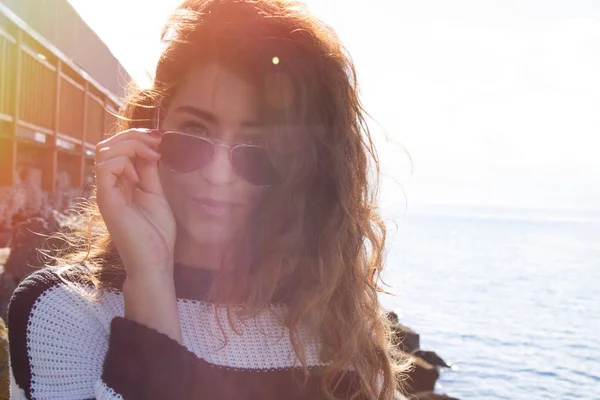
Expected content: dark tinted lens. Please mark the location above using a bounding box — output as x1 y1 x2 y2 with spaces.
231 146 280 186
159 132 214 173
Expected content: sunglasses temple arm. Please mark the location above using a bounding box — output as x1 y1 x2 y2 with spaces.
155 96 166 130
156 103 161 130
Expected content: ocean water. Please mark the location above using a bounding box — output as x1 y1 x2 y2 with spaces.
379 207 600 400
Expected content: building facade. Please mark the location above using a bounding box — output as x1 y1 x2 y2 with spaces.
0 0 129 238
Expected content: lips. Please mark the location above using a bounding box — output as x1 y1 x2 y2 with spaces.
192 197 239 218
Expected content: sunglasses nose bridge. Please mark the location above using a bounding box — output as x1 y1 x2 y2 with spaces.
214 142 234 151
200 141 237 184
213 142 236 164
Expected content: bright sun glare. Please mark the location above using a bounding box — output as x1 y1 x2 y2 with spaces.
67 0 600 213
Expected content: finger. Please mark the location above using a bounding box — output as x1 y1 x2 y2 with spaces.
95 156 139 209
119 172 138 205
96 128 162 152
96 138 164 196
96 139 161 164
134 154 164 196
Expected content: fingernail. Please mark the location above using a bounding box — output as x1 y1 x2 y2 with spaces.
149 129 164 138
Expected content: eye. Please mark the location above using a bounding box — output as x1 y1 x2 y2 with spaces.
240 134 267 146
179 121 210 136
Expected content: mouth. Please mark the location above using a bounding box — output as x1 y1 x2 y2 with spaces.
191 197 240 218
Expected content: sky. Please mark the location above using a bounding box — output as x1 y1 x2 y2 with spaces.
67 0 600 214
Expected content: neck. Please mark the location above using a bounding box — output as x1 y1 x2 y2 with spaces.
174 226 255 272
174 230 227 270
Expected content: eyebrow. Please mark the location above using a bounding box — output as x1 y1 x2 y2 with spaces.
175 105 264 129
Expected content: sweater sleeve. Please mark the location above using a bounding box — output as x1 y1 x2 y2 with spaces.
7 268 198 400
99 317 199 399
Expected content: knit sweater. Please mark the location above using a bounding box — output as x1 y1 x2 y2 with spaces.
7 264 364 400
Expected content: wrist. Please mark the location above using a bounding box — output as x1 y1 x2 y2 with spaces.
123 272 176 298
122 268 182 344
123 261 174 285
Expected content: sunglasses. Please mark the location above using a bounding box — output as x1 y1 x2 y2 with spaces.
158 130 280 187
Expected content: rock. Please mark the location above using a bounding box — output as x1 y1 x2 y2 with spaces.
0 215 64 322
0 233 9 249
0 249 8 267
0 273 17 324
411 392 461 400
387 311 421 353
0 316 8 400
413 350 452 369
386 311 458 398
4 216 61 282
405 355 440 393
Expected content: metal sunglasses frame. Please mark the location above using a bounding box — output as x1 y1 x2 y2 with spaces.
155 105 274 187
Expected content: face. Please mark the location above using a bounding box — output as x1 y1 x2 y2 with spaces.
159 62 268 246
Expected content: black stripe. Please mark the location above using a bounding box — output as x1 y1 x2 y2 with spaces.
103 317 364 399
172 263 293 303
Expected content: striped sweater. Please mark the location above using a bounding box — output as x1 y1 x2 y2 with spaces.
7 264 364 399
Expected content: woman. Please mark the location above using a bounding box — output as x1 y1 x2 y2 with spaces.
8 0 410 399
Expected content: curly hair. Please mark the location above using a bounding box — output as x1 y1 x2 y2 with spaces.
46 1 411 398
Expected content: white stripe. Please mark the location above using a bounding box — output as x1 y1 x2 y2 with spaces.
26 284 107 399
26 282 325 389
9 366 27 399
94 380 124 400
177 299 325 370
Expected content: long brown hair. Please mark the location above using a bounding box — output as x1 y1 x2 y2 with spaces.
48 1 411 398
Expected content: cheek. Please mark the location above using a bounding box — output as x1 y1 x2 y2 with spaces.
230 186 266 228
157 165 181 206
158 165 266 224
240 185 266 212
158 166 198 222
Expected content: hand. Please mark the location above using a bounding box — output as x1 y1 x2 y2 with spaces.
95 128 176 279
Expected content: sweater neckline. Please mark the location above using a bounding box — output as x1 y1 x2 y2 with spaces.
171 262 292 304
172 262 216 302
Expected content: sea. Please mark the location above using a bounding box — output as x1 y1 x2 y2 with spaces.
379 206 600 400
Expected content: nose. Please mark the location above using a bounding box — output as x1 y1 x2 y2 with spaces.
199 143 236 186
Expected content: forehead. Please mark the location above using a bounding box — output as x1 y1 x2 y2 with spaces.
168 62 262 126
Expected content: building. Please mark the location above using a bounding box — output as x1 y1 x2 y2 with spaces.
0 0 130 234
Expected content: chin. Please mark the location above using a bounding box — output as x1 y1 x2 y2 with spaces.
174 202 252 247
186 215 240 245
193 229 235 245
